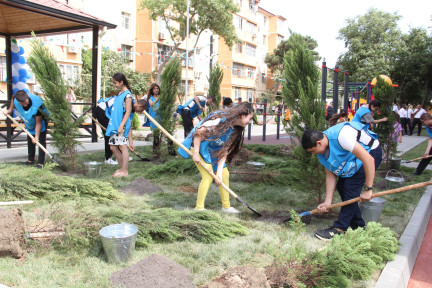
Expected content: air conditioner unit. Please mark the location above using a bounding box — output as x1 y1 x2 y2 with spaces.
67 45 78 54
159 32 166 40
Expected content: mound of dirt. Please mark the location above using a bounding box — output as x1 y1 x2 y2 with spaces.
201 266 270 288
0 208 25 259
110 254 194 288
231 148 256 166
121 177 163 196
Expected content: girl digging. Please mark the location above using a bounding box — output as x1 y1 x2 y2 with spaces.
178 102 254 213
105 73 134 177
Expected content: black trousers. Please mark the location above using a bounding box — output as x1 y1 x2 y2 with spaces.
400 118 411 135
95 106 113 160
411 118 422 136
181 109 194 138
28 130 47 165
414 146 432 175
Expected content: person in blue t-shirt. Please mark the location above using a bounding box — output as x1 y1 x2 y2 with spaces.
351 99 388 126
412 113 432 176
177 102 254 213
3 90 49 168
302 122 382 240
177 95 213 138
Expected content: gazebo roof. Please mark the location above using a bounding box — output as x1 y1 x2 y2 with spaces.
0 0 116 37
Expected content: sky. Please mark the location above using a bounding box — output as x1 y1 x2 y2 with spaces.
260 0 432 67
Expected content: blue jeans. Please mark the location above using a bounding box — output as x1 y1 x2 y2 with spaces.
333 145 382 231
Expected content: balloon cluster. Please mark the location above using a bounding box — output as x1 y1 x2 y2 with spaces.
10 39 32 95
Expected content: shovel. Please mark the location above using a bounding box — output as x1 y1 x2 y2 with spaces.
2 112 68 171
142 110 263 216
88 115 150 162
283 180 432 222
402 155 432 163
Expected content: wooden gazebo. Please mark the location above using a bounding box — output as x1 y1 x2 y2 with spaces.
0 0 116 147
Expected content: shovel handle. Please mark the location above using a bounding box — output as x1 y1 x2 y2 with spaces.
308 180 432 216
2 112 52 157
142 110 242 200
406 155 432 163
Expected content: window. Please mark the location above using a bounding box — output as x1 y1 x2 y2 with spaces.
0 56 6 82
249 0 255 12
262 73 266 84
121 44 133 62
245 43 256 57
234 0 242 7
263 16 267 27
277 35 283 46
232 62 245 77
178 49 194 67
58 63 79 85
157 44 172 65
158 18 170 34
234 15 243 30
234 87 241 99
262 35 267 46
247 88 254 100
247 67 254 78
121 12 130 30
235 42 243 53
247 22 257 34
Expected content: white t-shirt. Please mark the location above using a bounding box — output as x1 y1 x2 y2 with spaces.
337 125 379 152
184 96 207 110
408 108 414 118
413 108 427 119
398 108 408 118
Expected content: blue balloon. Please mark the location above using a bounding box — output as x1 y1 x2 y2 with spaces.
18 68 28 78
18 56 26 65
11 53 20 64
12 88 19 95
11 76 20 84
19 77 27 83
19 46 25 55
23 88 30 94
26 71 32 79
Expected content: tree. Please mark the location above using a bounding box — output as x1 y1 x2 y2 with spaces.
337 9 403 81
265 33 319 95
207 64 223 110
371 76 396 168
75 48 150 101
390 27 432 105
282 33 328 203
27 36 82 170
139 0 239 82
153 57 182 156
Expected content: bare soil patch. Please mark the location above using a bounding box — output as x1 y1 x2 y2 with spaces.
0 208 25 259
177 186 197 193
110 254 194 288
121 177 163 196
201 266 271 288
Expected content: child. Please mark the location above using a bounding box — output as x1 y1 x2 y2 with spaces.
105 73 134 177
392 112 403 144
328 109 348 127
177 102 254 213
177 95 213 138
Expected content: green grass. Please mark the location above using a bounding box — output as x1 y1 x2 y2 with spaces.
0 144 431 287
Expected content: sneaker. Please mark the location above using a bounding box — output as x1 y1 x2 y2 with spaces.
194 208 206 211
221 207 240 214
314 226 342 241
129 157 133 162
36 164 43 169
105 158 118 165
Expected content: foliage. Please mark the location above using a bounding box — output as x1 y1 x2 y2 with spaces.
265 33 319 95
75 48 150 101
390 27 432 106
153 57 182 155
27 35 82 170
139 0 239 81
0 164 121 202
281 32 328 202
244 144 291 157
207 64 224 110
337 8 403 81
372 76 397 168
131 113 141 130
143 158 196 178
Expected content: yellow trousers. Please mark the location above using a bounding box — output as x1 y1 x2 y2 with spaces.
192 150 230 210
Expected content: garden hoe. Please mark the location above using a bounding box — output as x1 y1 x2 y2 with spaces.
2 112 68 172
402 155 432 163
142 110 263 217
88 114 150 161
282 180 432 223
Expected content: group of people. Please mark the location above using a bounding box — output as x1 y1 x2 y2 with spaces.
393 102 428 136
4 77 432 237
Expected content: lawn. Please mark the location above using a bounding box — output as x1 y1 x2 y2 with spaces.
0 141 430 287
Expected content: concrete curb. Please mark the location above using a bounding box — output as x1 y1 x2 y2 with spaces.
375 185 432 288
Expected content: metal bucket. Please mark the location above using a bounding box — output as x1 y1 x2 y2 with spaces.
99 223 138 264
385 169 405 189
83 161 102 178
246 161 266 171
359 197 387 223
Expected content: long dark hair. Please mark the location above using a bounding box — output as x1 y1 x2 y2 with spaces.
197 102 254 163
329 109 348 126
112 72 132 93
147 83 160 98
